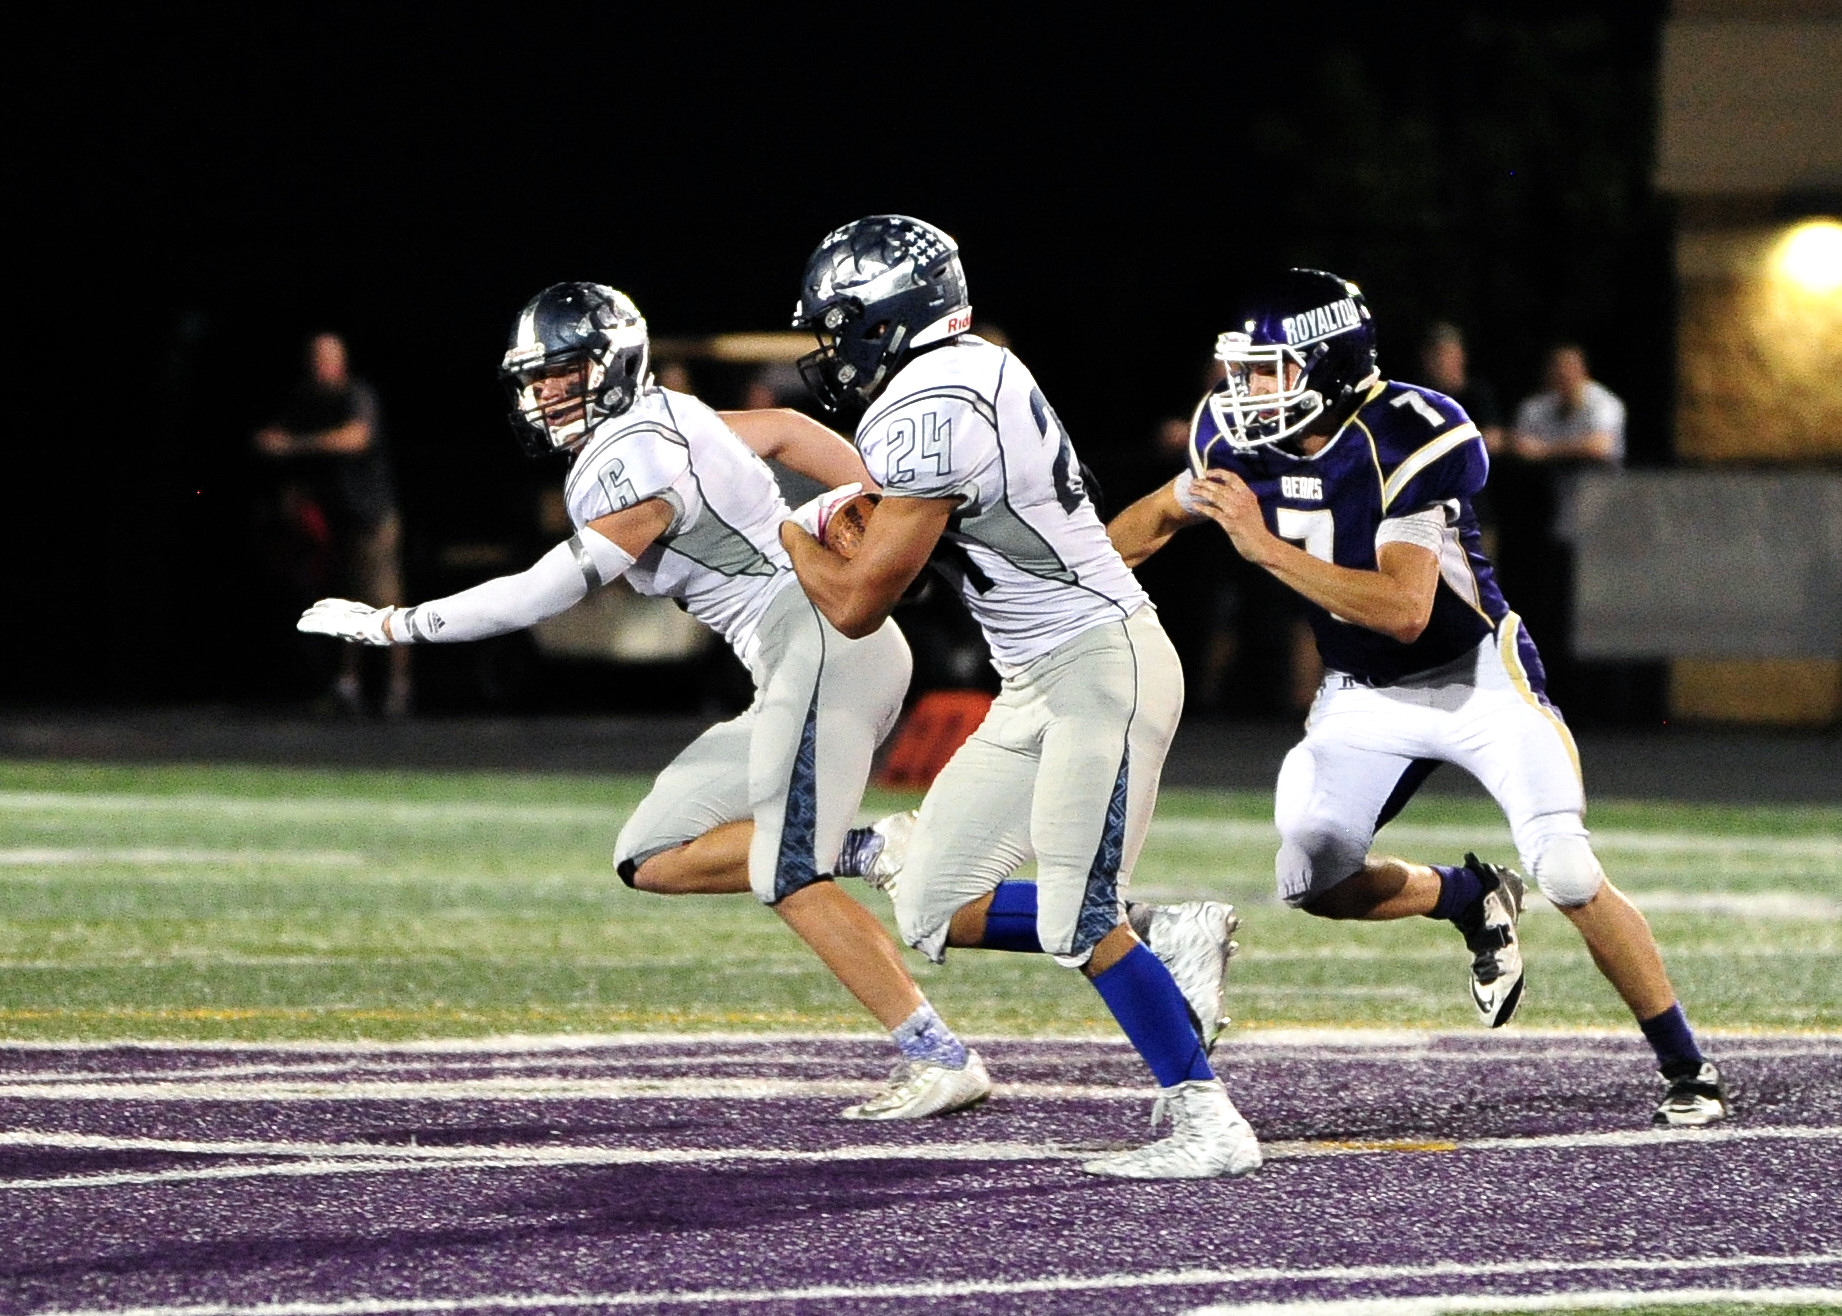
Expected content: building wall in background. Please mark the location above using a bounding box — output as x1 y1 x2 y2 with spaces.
1656 1 1842 723
1675 223 1842 462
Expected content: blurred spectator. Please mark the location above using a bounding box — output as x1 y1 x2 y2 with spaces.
1510 343 1625 466
654 360 696 394
1494 343 1625 703
741 360 808 411
1415 322 1505 559
1418 322 1504 452
253 333 413 717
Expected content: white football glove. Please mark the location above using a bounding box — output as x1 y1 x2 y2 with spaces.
785 483 865 541
297 598 403 646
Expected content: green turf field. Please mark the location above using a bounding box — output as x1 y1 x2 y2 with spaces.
1 759 1837 1041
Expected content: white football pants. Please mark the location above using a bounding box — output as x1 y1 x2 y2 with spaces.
1275 614 1590 905
894 605 1183 965
613 581 910 904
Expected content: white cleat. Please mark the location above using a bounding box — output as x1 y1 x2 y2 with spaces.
840 1049 991 1120
1129 900 1240 1052
1457 853 1526 1029
834 810 917 895
1080 1078 1262 1179
1655 1060 1730 1127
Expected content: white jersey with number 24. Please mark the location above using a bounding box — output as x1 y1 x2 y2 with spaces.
853 336 1147 672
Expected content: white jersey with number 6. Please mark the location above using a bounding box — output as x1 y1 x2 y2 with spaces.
563 385 794 661
854 336 1148 671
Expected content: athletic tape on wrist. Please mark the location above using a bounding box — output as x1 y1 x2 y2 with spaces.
1172 469 1202 514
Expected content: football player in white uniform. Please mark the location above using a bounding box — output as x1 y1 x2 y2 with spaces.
730 216 1261 1179
1107 269 1726 1127
298 282 988 1120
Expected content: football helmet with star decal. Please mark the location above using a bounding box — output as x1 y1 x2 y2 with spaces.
792 215 972 413
1201 268 1379 458
501 282 650 457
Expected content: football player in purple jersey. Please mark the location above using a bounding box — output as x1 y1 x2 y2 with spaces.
1107 269 1727 1127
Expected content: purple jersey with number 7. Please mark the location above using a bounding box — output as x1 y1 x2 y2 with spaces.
1189 379 1533 690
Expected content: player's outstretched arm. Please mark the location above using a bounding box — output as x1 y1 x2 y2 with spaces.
298 499 671 646
1107 475 1202 568
780 495 952 639
1188 471 1439 644
722 408 878 492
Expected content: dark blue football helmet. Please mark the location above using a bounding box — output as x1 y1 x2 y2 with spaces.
1201 268 1378 459
792 215 972 412
501 282 650 457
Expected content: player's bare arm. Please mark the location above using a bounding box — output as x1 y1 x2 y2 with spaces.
722 407 879 491
1511 427 1617 463
1107 476 1203 568
1188 469 1438 644
254 414 374 457
780 495 953 639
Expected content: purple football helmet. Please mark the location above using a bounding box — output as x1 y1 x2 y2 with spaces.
1200 268 1379 460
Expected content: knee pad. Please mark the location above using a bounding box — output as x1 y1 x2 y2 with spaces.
1529 832 1604 908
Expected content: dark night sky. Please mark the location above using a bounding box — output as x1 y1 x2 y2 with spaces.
13 3 1670 704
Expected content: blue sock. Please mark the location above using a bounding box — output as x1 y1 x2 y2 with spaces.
1639 1002 1704 1073
1089 944 1214 1088
977 881 1043 953
1427 863 1485 923
892 1003 968 1069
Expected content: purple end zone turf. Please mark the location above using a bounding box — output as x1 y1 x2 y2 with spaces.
1 1035 1838 1314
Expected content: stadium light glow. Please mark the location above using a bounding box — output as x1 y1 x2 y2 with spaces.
1771 219 1842 295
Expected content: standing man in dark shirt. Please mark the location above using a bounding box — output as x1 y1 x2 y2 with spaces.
255 333 413 716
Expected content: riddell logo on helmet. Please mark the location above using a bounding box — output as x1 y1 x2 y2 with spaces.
1282 299 1361 345
946 310 972 335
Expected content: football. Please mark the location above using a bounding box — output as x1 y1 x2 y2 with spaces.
821 492 878 559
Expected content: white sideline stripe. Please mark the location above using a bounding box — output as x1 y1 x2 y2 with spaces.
27 1253 1842 1315
0 1051 872 1084
0 1138 1092 1190
0 1077 1144 1103
1 1027 1835 1056
3 1122 1835 1191
7 1036 1840 1086
7 790 1838 862
0 849 365 867
1189 1286 1842 1315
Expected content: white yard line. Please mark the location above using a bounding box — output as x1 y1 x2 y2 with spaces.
26 1254 1842 1315
0 849 365 867
1153 815 1842 861
7 791 1838 861
0 791 611 827
1600 891 1841 918
2 1121 1835 1190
